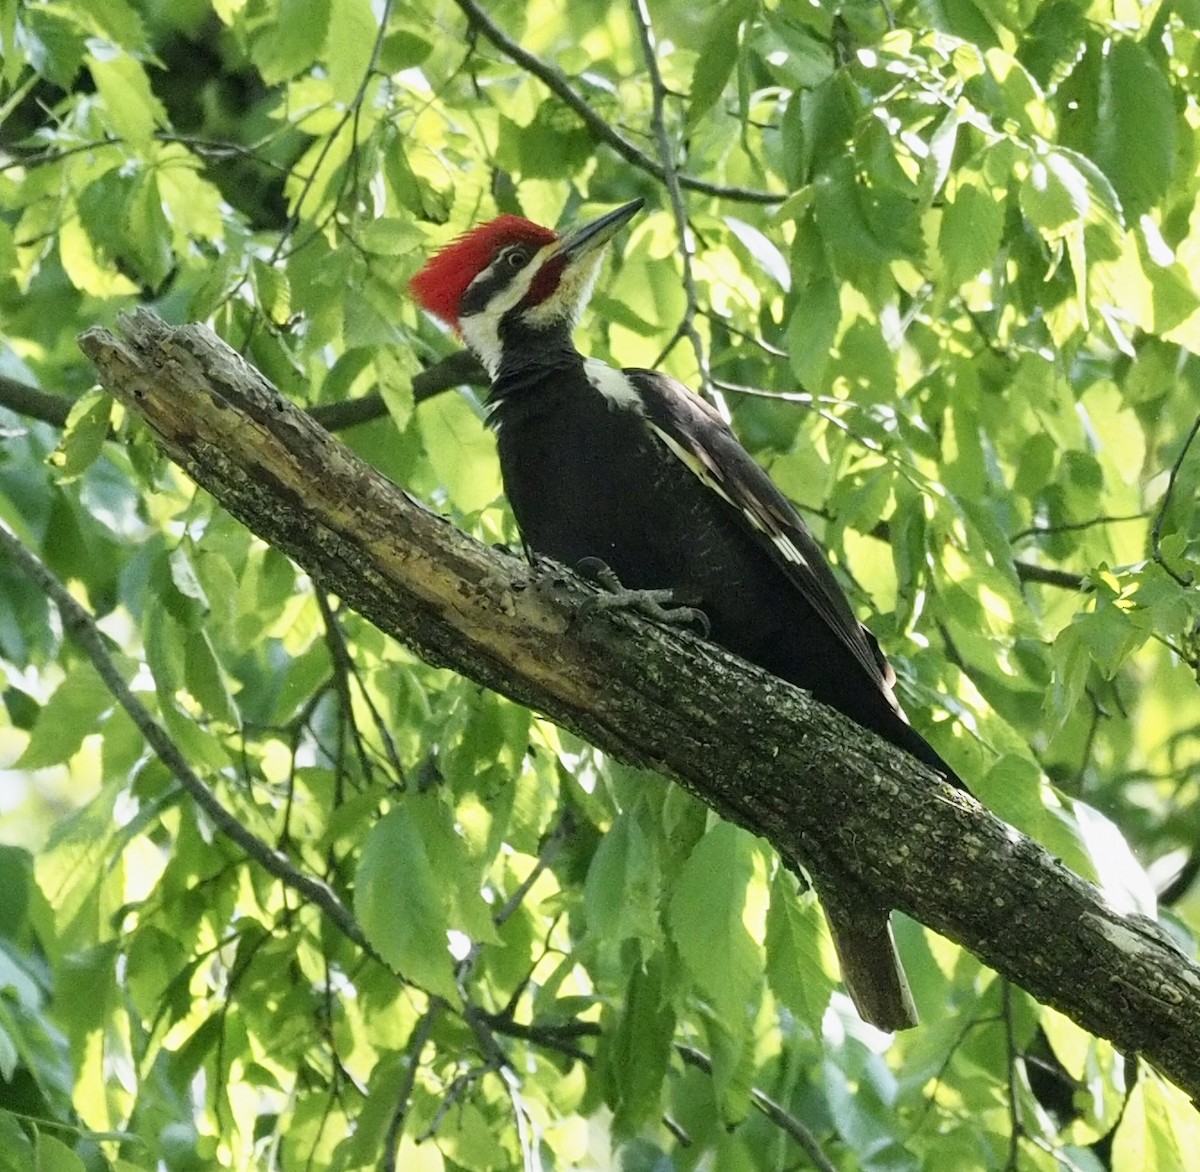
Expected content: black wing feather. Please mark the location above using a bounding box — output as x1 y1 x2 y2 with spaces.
627 368 895 696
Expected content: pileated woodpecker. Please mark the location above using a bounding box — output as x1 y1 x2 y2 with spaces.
410 198 961 1031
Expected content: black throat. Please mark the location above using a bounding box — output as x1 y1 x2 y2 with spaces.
486 321 587 426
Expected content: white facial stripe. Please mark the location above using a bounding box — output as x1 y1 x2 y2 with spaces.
459 240 560 378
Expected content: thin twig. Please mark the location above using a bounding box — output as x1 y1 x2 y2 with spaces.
0 518 375 960
450 0 782 205
1011 513 1146 542
382 1001 445 1172
1151 408 1200 588
628 0 714 403
674 1044 839 1172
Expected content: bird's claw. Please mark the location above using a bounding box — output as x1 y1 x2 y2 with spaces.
576 558 711 638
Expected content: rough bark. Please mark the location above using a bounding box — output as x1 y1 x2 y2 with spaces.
78 309 1200 1100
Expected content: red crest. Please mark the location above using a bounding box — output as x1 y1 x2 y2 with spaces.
409 216 558 330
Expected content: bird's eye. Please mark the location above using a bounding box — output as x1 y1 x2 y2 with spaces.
505 248 530 270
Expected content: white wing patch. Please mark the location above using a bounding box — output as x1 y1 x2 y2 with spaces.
769 532 808 567
648 420 809 570
584 358 646 412
647 421 738 508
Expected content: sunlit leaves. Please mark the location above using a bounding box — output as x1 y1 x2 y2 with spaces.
250 0 332 85
355 795 497 1002
1113 1071 1200 1171
87 50 165 148
667 823 764 1026
1082 38 1177 221
3 0 1200 1168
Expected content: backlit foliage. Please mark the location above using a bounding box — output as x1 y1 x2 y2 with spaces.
2 0 1200 1168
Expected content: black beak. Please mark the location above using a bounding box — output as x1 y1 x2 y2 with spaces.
556 198 644 261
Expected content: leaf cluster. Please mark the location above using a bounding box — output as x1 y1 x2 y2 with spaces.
2 0 1200 1169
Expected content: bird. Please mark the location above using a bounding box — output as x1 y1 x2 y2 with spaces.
409 197 962 1031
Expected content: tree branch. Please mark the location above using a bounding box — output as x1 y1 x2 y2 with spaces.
0 372 72 428
675 1044 838 1172
77 310 1200 1101
0 513 374 960
451 0 782 205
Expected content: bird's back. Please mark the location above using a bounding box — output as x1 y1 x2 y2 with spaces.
489 360 958 784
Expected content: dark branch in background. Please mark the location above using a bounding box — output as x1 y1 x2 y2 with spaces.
75 311 1200 1100
0 372 71 427
450 0 783 205
310 348 487 429
0 517 374 960
628 0 717 406
674 1045 838 1172
1013 563 1089 591
1152 407 1200 588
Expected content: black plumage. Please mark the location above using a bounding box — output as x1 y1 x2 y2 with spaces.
492 354 959 787
410 198 962 1030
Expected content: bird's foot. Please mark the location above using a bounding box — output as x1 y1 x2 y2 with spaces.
575 558 711 637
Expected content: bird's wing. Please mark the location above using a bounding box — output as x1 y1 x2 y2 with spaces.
626 368 895 694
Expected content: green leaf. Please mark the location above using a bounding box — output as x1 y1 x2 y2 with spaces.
355 795 495 1002
1021 151 1091 234
607 951 675 1137
939 179 1004 288
20 6 88 88
324 0 377 104
355 803 459 1001
182 627 238 727
14 663 112 770
688 0 755 126
1112 1072 1200 1172
434 1102 506 1169
34 1132 86 1172
58 217 138 299
418 392 502 514
154 146 225 244
667 824 762 1025
787 274 840 391
48 390 110 483
77 0 149 51
1093 38 1175 219
87 50 165 148
379 27 433 71
765 879 835 1032
125 172 174 288
168 546 211 616
251 0 331 84
251 258 292 325
1074 597 1150 677
584 811 661 946
725 217 790 290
